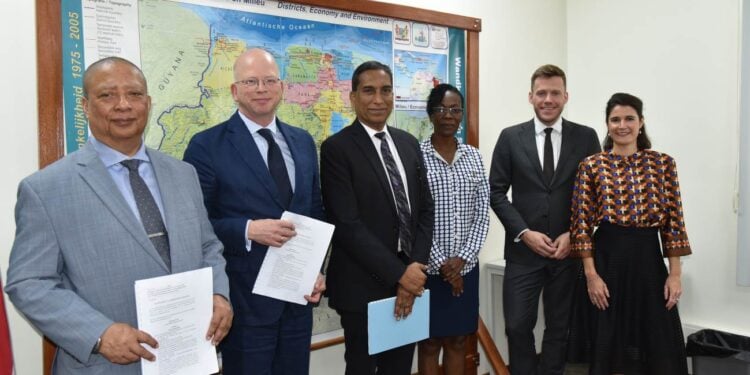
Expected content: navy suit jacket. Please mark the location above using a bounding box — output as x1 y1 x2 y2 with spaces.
184 112 324 325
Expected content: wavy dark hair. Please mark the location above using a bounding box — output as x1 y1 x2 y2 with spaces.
603 92 652 151
426 83 464 116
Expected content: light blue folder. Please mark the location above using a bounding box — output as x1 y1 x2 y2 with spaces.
367 289 430 355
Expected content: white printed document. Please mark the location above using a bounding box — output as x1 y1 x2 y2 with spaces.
135 267 218 375
253 211 334 305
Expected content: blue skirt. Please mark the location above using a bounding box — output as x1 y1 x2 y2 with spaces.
425 266 479 338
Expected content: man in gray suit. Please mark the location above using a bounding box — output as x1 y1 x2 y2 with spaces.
5 57 232 374
489 64 600 375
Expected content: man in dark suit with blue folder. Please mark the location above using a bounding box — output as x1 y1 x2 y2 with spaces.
183 48 325 375
321 61 434 375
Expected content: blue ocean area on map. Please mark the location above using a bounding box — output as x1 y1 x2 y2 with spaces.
180 2 392 75
394 50 448 101
330 112 347 134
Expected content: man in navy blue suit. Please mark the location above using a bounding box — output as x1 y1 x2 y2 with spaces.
183 48 325 375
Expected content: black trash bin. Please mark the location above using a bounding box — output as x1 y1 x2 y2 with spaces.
686 329 750 374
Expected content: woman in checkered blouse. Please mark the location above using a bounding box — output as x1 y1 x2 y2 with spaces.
417 84 490 375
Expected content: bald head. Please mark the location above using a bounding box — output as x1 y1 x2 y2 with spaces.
83 57 146 99
230 48 285 126
233 48 279 82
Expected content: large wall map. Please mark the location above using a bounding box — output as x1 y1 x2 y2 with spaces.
61 0 467 336
140 0 392 157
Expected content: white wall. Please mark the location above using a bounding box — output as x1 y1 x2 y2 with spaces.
3 1 748 374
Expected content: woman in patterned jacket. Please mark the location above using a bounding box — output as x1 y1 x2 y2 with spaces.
568 92 691 375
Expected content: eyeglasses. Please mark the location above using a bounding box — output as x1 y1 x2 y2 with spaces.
432 107 464 116
235 77 281 88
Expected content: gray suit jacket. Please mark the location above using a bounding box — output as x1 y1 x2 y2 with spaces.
5 143 229 374
489 119 601 265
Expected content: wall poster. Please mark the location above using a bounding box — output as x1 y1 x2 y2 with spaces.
60 0 468 342
61 0 468 158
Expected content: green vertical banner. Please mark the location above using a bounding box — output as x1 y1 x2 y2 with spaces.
61 0 87 154
448 27 467 143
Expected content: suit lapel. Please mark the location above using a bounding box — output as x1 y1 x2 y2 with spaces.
389 127 419 215
75 144 170 271
226 112 283 207
277 120 300 206
149 149 185 272
520 121 545 183
350 122 398 215
552 119 575 186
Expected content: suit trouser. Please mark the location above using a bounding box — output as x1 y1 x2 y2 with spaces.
221 302 312 375
338 309 415 375
503 260 578 375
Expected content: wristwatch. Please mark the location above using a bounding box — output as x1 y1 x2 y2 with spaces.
92 337 102 354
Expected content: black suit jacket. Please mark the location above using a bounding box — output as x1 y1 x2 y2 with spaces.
489 119 600 265
320 121 434 313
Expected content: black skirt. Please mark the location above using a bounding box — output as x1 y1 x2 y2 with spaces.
567 223 688 375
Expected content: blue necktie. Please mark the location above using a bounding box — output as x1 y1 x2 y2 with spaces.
258 128 293 209
121 159 171 270
375 132 412 256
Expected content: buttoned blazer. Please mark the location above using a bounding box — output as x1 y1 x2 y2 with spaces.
183 112 324 325
320 121 434 313
5 143 229 374
489 119 601 265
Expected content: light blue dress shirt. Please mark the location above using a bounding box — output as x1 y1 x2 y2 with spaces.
89 136 166 224
238 111 296 189
237 111 297 251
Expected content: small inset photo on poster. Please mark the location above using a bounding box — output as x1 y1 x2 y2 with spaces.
430 25 448 49
412 23 429 47
394 20 411 44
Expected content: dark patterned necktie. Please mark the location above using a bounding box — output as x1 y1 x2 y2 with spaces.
258 128 293 209
121 159 171 270
374 132 412 256
543 127 554 184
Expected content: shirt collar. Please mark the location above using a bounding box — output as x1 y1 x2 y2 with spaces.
533 116 563 135
423 138 465 165
360 121 390 140
89 135 150 168
238 110 279 135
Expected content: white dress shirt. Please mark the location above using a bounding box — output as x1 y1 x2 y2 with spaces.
533 116 563 169
359 122 411 210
